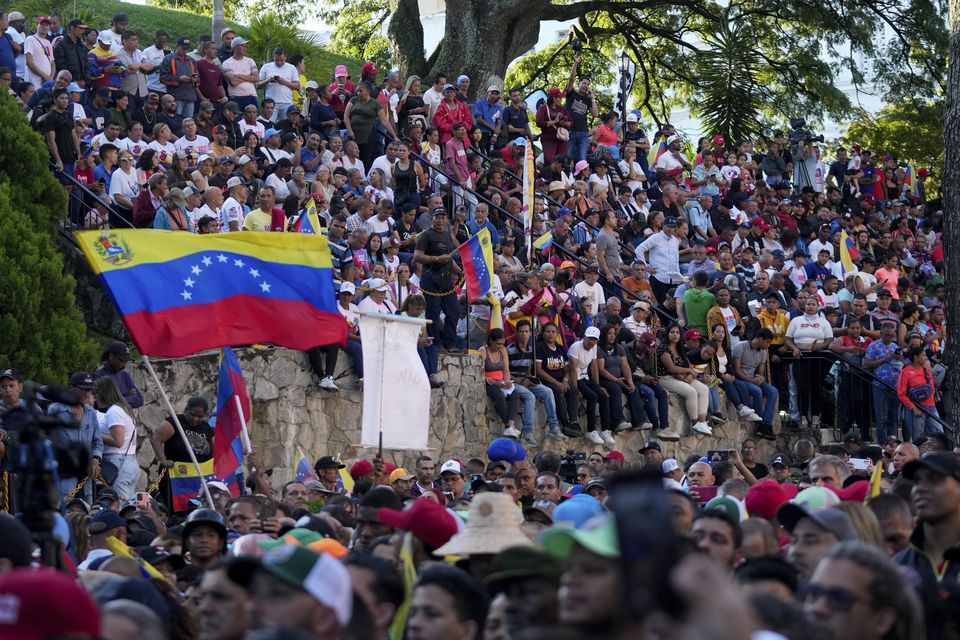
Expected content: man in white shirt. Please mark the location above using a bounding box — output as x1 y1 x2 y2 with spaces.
636 216 681 303
220 176 248 232
24 17 55 88
173 118 211 169
258 47 299 122
6 12 27 80
142 30 169 94
654 134 691 180
238 104 265 138
105 13 127 51
368 141 398 182
567 326 613 444
573 265 607 312
422 72 445 122
264 157 292 201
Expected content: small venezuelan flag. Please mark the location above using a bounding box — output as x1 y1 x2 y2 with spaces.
75 230 348 357
168 459 239 512
533 231 553 252
457 227 495 301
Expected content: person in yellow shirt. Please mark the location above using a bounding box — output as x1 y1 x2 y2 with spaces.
290 54 306 111
242 186 285 232
756 293 789 346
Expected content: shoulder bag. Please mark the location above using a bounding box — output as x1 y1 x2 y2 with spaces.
547 105 570 141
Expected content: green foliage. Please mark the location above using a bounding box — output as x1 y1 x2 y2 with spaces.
146 0 240 23
844 100 944 197
245 14 321 62
0 94 98 382
318 0 392 71
691 13 765 145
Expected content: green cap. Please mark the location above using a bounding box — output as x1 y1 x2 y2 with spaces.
257 527 325 550
484 546 564 588
705 495 743 525
540 514 619 559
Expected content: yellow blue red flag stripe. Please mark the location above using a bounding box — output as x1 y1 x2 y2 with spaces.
75 230 347 357
457 227 495 301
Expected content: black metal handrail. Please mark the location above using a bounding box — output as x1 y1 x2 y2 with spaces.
51 163 137 230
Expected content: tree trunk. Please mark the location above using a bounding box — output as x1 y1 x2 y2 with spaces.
944 0 960 428
389 0 551 98
212 0 225 45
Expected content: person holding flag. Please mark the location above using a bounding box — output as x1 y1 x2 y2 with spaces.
149 396 213 514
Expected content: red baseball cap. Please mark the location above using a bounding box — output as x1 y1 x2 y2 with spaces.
603 450 625 462
378 498 459 549
683 328 702 341
0 568 100 639
361 62 379 76
712 134 725 146
744 479 789 521
349 459 374 481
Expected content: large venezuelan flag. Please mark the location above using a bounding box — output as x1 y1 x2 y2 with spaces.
458 227 495 301
168 458 239 512
75 230 348 357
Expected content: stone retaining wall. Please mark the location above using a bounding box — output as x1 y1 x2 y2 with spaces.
128 347 786 488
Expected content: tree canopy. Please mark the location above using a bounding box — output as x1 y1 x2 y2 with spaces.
320 0 947 142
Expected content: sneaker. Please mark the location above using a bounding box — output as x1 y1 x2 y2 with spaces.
692 421 713 435
585 430 605 444
429 374 444 389
811 415 821 428
600 430 616 444
738 405 757 419
521 433 540 447
562 424 584 438
615 421 632 433
503 426 521 438
318 376 339 391
547 427 568 440
757 424 777 440
709 413 725 425
638 422 654 431
656 428 681 441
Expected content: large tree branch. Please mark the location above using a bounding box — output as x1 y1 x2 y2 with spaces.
388 0 427 77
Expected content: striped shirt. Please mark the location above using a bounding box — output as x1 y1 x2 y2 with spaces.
636 231 680 285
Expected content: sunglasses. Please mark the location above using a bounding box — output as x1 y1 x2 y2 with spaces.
804 583 862 612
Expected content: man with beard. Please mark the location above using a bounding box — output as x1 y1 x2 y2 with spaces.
196 563 249 640
484 547 562 638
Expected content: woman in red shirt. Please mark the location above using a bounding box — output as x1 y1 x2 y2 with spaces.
535 88 572 165
897 345 942 440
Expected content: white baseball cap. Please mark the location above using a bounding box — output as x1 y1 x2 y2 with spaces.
97 29 114 43
666 134 680 145
225 176 247 189
339 281 356 295
584 326 601 339
626 113 639 123
440 460 464 476
661 459 680 473
367 278 389 292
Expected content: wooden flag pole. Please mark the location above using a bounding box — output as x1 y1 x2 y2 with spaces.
141 355 216 510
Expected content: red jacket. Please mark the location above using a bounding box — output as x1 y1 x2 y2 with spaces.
897 363 936 409
433 99 472 144
133 188 160 228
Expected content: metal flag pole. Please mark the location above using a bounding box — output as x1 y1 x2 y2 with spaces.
141 355 216 509
234 395 252 454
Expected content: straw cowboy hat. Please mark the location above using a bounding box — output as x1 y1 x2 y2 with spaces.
433 493 533 557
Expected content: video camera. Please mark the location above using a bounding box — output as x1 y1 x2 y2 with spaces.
2 383 89 568
788 118 825 147
559 450 586 485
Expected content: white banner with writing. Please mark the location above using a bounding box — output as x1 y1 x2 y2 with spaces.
359 313 432 450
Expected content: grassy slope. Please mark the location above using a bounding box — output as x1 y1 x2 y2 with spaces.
66 0 360 83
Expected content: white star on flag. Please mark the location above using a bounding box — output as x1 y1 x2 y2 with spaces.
184 277 195 288
217 254 228 263
181 291 192 300
202 256 213 267
234 259 245 268
249 268 260 278
191 265 202 275
260 281 271 293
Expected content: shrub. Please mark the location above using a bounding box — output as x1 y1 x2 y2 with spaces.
0 93 99 382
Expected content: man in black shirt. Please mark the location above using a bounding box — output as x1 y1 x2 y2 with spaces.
564 52 598 163
132 92 161 140
501 87 533 143
414 208 462 350
42 89 80 176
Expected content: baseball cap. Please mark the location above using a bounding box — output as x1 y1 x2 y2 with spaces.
228 545 353 626
683 328 702 341
207 480 231 495
366 277 390 292
136 545 186 571
744 479 789 520
902 452 960 482
67 82 85 93
542 514 619 559
286 105 301 115
440 459 464 476
484 546 564 588
176 36 192 47
349 459 374 480
389 468 415 483
315 455 345 470
377 498 459 549
36 15 52 24
361 62 379 76
103 340 132 362
769 453 792 467
552 494 605 529
639 441 661 453
334 64 349 77
666 134 680 145
487 84 501 92
626 113 639 123
487 437 526 463
90 508 127 534
0 368 22 382
661 459 679 473
264 128 281 138
559 260 576 270
584 326 601 339
68 371 95 389
97 29 114 43
664 216 678 228
443 83 456 91
7 12 24 21
777 504 857 541
603 450 625 462
338 281 356 295
225 176 249 189
0 568 100 639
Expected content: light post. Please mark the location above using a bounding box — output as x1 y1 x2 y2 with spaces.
617 51 636 138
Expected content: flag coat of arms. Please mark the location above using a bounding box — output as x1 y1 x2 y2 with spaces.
75 230 347 357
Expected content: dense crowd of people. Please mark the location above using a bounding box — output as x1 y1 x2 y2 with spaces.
1 7 957 639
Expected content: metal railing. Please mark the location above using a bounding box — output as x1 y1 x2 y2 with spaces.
51 163 137 237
